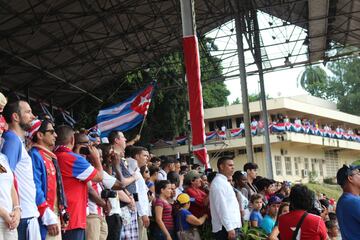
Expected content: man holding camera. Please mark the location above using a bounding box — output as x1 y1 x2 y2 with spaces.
29 119 67 240
54 125 103 240
72 133 109 240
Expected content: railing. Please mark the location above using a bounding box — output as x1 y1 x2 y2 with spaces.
155 122 360 148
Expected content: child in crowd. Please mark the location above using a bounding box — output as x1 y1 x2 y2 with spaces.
260 196 282 234
249 194 264 227
175 193 207 240
326 220 339 240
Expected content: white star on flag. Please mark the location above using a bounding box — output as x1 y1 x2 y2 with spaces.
138 95 151 107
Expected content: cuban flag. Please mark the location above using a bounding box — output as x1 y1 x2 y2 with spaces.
271 123 286 133
97 82 156 137
230 128 243 137
176 136 187 145
206 131 217 140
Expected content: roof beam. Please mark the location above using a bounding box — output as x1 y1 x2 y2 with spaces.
308 0 330 62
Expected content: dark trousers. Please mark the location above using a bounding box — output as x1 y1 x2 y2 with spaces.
18 217 34 240
62 228 85 240
106 214 122 240
213 226 241 240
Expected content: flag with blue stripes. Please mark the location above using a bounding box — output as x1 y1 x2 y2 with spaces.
97 82 156 137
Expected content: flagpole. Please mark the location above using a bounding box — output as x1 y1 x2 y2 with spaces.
138 114 147 137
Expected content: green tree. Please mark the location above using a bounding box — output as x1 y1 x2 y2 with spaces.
297 65 328 97
231 97 241 105
76 38 230 144
298 60 360 116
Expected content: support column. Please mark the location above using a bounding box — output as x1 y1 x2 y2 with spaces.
233 1 254 163
252 10 274 179
180 0 209 167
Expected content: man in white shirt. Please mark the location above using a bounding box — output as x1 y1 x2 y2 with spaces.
127 146 150 240
157 157 175 180
209 156 241 240
2 100 41 240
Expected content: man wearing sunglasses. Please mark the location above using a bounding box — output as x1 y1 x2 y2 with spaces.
29 119 66 240
336 164 360 240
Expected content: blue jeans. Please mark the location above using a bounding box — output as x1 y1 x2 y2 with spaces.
62 228 85 240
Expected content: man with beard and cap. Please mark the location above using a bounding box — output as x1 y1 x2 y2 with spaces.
1 100 41 240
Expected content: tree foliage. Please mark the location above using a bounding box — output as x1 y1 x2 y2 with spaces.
77 38 230 144
298 59 360 116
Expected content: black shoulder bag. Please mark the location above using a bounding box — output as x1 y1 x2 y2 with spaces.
292 212 308 240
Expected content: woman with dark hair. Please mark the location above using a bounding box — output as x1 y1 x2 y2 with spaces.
153 180 175 240
278 185 327 240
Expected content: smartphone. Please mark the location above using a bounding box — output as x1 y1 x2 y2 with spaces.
79 146 90 155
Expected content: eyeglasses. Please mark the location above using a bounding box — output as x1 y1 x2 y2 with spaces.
44 129 56 135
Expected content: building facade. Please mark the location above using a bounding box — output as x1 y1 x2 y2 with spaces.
152 95 360 183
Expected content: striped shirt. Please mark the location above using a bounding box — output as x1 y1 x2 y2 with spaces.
154 198 174 230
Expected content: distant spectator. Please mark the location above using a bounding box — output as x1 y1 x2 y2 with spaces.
150 156 161 168
233 171 249 199
249 194 263 228
147 165 159 195
158 156 175 181
336 164 360 239
167 171 182 199
268 201 290 240
325 220 339 240
260 196 281 234
184 170 208 218
278 184 327 240
256 178 276 205
243 162 259 199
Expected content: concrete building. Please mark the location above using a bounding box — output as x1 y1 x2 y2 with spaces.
151 95 360 183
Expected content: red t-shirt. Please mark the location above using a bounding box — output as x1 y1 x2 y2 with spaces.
154 198 174 230
186 187 208 218
278 210 327 240
55 146 97 230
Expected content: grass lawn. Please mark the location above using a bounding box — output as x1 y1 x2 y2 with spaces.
306 183 342 200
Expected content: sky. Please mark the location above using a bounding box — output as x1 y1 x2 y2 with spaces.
205 12 310 103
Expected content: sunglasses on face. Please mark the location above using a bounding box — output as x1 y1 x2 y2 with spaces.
43 129 56 135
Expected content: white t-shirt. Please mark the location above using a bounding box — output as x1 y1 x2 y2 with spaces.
0 154 13 223
103 171 121 216
17 141 39 218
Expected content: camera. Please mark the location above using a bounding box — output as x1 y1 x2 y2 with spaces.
101 189 117 199
133 192 139 202
79 146 90 155
60 209 70 225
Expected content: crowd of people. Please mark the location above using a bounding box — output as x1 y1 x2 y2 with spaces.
0 94 359 240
